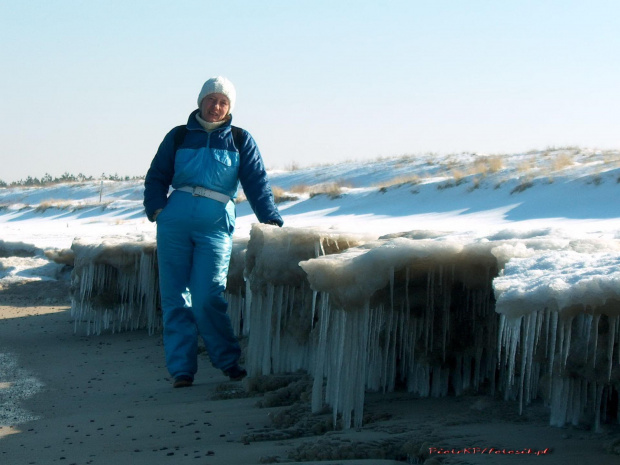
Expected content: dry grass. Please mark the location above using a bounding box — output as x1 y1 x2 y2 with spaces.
271 186 299 204
551 153 575 172
486 156 504 173
290 180 352 199
451 169 467 184
34 200 110 212
516 157 538 175
375 175 422 190
309 182 346 199
468 155 504 176
289 184 312 195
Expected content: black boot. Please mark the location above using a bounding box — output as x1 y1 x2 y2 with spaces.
223 365 247 381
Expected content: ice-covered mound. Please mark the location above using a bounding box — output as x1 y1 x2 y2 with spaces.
65 224 620 431
300 237 501 429
495 251 620 429
70 235 159 335
243 224 374 379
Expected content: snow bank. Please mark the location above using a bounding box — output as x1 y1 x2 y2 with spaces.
0 240 43 258
0 240 69 286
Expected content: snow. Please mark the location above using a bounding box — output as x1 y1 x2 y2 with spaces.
1 147 619 429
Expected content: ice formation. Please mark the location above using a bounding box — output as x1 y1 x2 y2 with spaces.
70 235 160 335
299 237 501 428
494 251 620 430
67 224 620 430
242 224 374 379
225 237 250 337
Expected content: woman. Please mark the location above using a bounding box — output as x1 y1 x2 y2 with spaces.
144 76 283 388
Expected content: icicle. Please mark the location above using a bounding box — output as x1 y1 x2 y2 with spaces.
244 279 252 335
311 290 317 329
442 287 450 363
271 286 285 373
562 316 573 368
389 266 394 312
262 284 275 374
607 316 618 382
544 307 551 359
548 311 558 377
311 293 330 413
505 316 522 390
331 311 346 427
381 304 393 392
583 314 592 370
550 376 568 427
557 319 566 371
594 383 604 433
425 270 434 353
497 314 506 365
591 314 600 369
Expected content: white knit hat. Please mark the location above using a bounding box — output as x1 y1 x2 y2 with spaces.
197 76 236 114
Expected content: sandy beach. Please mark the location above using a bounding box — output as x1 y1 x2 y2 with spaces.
1 280 619 465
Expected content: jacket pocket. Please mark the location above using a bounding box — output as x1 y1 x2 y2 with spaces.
209 149 239 194
212 149 238 167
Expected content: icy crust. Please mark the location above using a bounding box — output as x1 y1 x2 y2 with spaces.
245 224 375 287
494 251 620 429
300 238 465 310
494 252 620 318
70 235 160 335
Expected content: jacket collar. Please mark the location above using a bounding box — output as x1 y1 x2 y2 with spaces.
187 109 233 132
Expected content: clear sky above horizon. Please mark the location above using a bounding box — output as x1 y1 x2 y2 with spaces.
1 0 619 183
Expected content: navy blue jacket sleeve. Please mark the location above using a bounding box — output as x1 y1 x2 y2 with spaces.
143 127 178 222
236 130 284 226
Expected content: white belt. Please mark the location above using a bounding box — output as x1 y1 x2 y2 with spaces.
176 186 231 203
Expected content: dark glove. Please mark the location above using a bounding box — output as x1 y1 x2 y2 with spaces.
265 220 282 227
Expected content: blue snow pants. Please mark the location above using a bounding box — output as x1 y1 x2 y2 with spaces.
156 190 240 379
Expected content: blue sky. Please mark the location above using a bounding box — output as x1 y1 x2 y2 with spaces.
1 0 619 182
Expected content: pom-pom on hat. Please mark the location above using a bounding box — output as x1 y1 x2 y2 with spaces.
197 76 236 114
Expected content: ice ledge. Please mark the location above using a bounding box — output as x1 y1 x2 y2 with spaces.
68 224 620 430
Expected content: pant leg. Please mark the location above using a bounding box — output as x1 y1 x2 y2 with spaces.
156 194 198 379
188 199 240 371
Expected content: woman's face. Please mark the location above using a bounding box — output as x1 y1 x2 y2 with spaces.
200 93 230 122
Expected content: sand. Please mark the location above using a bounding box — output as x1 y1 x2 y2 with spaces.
1 280 619 465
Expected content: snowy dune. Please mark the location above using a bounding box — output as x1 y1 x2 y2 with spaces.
1 147 620 431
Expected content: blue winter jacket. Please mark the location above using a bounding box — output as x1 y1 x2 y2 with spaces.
143 110 283 226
